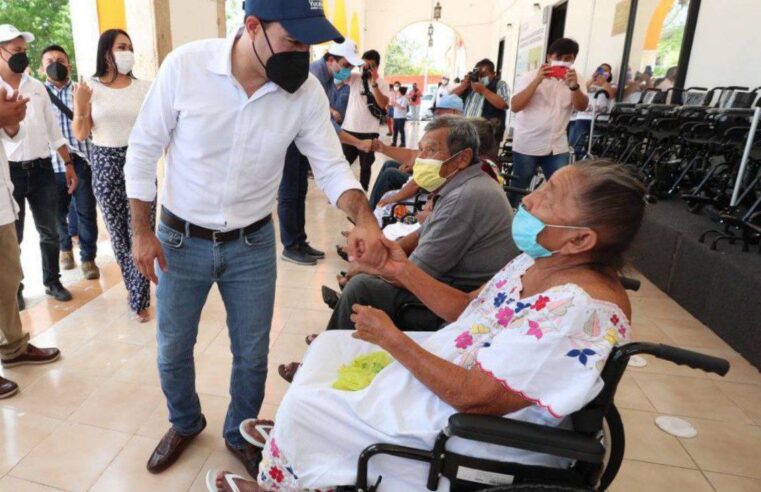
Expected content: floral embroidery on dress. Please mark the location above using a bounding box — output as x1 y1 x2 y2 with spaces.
532 295 550 311
525 320 543 340
496 307 514 327
470 323 490 335
268 466 285 483
455 331 473 349
270 437 280 458
493 292 507 307
566 348 597 366
514 301 532 313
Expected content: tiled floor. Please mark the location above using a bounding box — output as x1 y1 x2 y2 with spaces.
2 126 761 491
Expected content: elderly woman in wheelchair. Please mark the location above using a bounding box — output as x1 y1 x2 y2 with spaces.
207 160 647 491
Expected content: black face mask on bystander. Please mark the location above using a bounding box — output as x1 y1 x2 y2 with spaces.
46 62 69 82
2 49 29 74
252 22 309 94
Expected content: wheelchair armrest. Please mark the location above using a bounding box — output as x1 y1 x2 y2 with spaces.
447 413 605 463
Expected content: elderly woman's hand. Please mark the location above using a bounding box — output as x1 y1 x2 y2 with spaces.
351 304 403 349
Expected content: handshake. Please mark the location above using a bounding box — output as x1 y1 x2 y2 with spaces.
354 138 385 154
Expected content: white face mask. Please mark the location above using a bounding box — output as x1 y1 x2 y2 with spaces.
113 50 135 75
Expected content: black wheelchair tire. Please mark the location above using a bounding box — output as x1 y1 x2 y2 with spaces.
597 405 625 491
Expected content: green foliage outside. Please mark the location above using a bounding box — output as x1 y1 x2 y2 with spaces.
385 36 443 76
653 3 687 78
0 0 77 80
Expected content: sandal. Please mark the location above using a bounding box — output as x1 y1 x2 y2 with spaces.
278 362 301 383
206 469 245 492
238 419 274 448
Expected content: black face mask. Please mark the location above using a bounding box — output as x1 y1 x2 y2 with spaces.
46 62 69 82
252 23 309 94
3 50 29 74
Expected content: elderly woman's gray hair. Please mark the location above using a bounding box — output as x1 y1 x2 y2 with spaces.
425 115 480 164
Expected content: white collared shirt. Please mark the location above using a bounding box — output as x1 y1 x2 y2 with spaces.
0 74 67 162
125 30 362 231
512 69 583 156
0 127 24 226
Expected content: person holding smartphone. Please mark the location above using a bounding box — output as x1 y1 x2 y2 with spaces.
509 38 589 206
568 63 617 159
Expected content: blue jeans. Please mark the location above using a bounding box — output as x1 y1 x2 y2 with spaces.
155 217 276 448
277 142 309 250
55 155 98 261
568 120 592 160
369 160 409 208
508 151 569 206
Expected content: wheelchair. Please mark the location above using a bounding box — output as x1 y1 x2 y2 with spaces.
346 341 728 492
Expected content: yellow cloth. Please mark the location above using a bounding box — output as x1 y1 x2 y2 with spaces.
332 351 394 391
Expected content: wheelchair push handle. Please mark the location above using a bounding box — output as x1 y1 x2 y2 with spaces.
652 344 730 376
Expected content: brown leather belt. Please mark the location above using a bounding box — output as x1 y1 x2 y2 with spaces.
9 158 52 171
160 207 271 244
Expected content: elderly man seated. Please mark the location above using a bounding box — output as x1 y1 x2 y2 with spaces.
368 95 465 208
206 160 646 492
329 117 516 331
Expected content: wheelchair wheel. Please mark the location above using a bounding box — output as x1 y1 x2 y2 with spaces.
596 405 625 491
476 484 591 491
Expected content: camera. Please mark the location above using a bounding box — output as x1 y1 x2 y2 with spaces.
467 69 480 83
362 68 372 81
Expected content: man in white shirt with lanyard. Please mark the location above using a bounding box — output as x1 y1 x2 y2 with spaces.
125 0 386 475
0 25 78 307
0 88 62 399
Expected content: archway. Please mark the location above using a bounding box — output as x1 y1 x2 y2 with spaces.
384 21 466 97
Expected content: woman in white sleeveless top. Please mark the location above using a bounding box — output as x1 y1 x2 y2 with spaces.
72 29 153 322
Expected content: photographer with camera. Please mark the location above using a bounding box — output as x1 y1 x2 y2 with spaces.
452 58 510 142
508 38 588 206
341 49 391 191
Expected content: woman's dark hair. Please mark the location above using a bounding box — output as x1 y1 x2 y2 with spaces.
573 160 646 271
94 29 133 82
548 38 579 58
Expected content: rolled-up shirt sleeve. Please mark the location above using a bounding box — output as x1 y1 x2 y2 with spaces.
294 88 362 205
125 52 179 202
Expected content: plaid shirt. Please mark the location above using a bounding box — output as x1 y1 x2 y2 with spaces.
463 79 511 118
45 80 93 173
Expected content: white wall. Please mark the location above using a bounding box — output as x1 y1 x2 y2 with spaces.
686 0 761 89
68 0 101 79
169 0 222 47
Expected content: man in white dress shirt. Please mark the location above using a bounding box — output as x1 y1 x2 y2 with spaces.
125 0 386 475
0 25 78 307
0 87 62 399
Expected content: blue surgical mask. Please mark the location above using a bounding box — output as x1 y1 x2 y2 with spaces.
511 206 589 259
480 76 489 86
334 66 352 82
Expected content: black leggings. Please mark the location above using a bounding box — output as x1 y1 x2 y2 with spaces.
341 130 379 191
392 118 406 147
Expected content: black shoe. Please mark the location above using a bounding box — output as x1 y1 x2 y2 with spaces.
281 247 317 266
321 285 340 310
16 289 25 311
300 242 325 259
45 282 72 302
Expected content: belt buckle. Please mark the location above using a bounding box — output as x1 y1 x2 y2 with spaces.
212 230 222 245
22 161 35 170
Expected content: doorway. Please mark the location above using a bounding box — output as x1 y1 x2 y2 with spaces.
547 0 568 48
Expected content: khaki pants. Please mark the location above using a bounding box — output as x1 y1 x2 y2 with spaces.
0 222 28 359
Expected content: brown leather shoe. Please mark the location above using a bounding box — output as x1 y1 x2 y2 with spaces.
2 344 61 368
147 415 206 474
226 440 262 478
60 251 75 270
0 377 19 399
82 260 100 280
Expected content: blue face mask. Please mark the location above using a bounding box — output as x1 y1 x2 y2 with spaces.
334 66 352 82
511 206 588 259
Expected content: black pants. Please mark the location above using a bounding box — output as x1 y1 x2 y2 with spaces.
10 159 60 288
341 130 379 191
326 273 443 332
55 154 98 261
369 160 409 208
277 142 309 250
392 118 406 147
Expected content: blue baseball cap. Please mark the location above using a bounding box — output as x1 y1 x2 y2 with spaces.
437 94 464 112
244 0 344 45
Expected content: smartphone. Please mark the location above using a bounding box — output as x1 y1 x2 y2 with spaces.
548 66 568 79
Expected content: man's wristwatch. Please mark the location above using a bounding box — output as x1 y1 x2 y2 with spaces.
371 83 379 88
64 160 73 167
569 83 580 92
